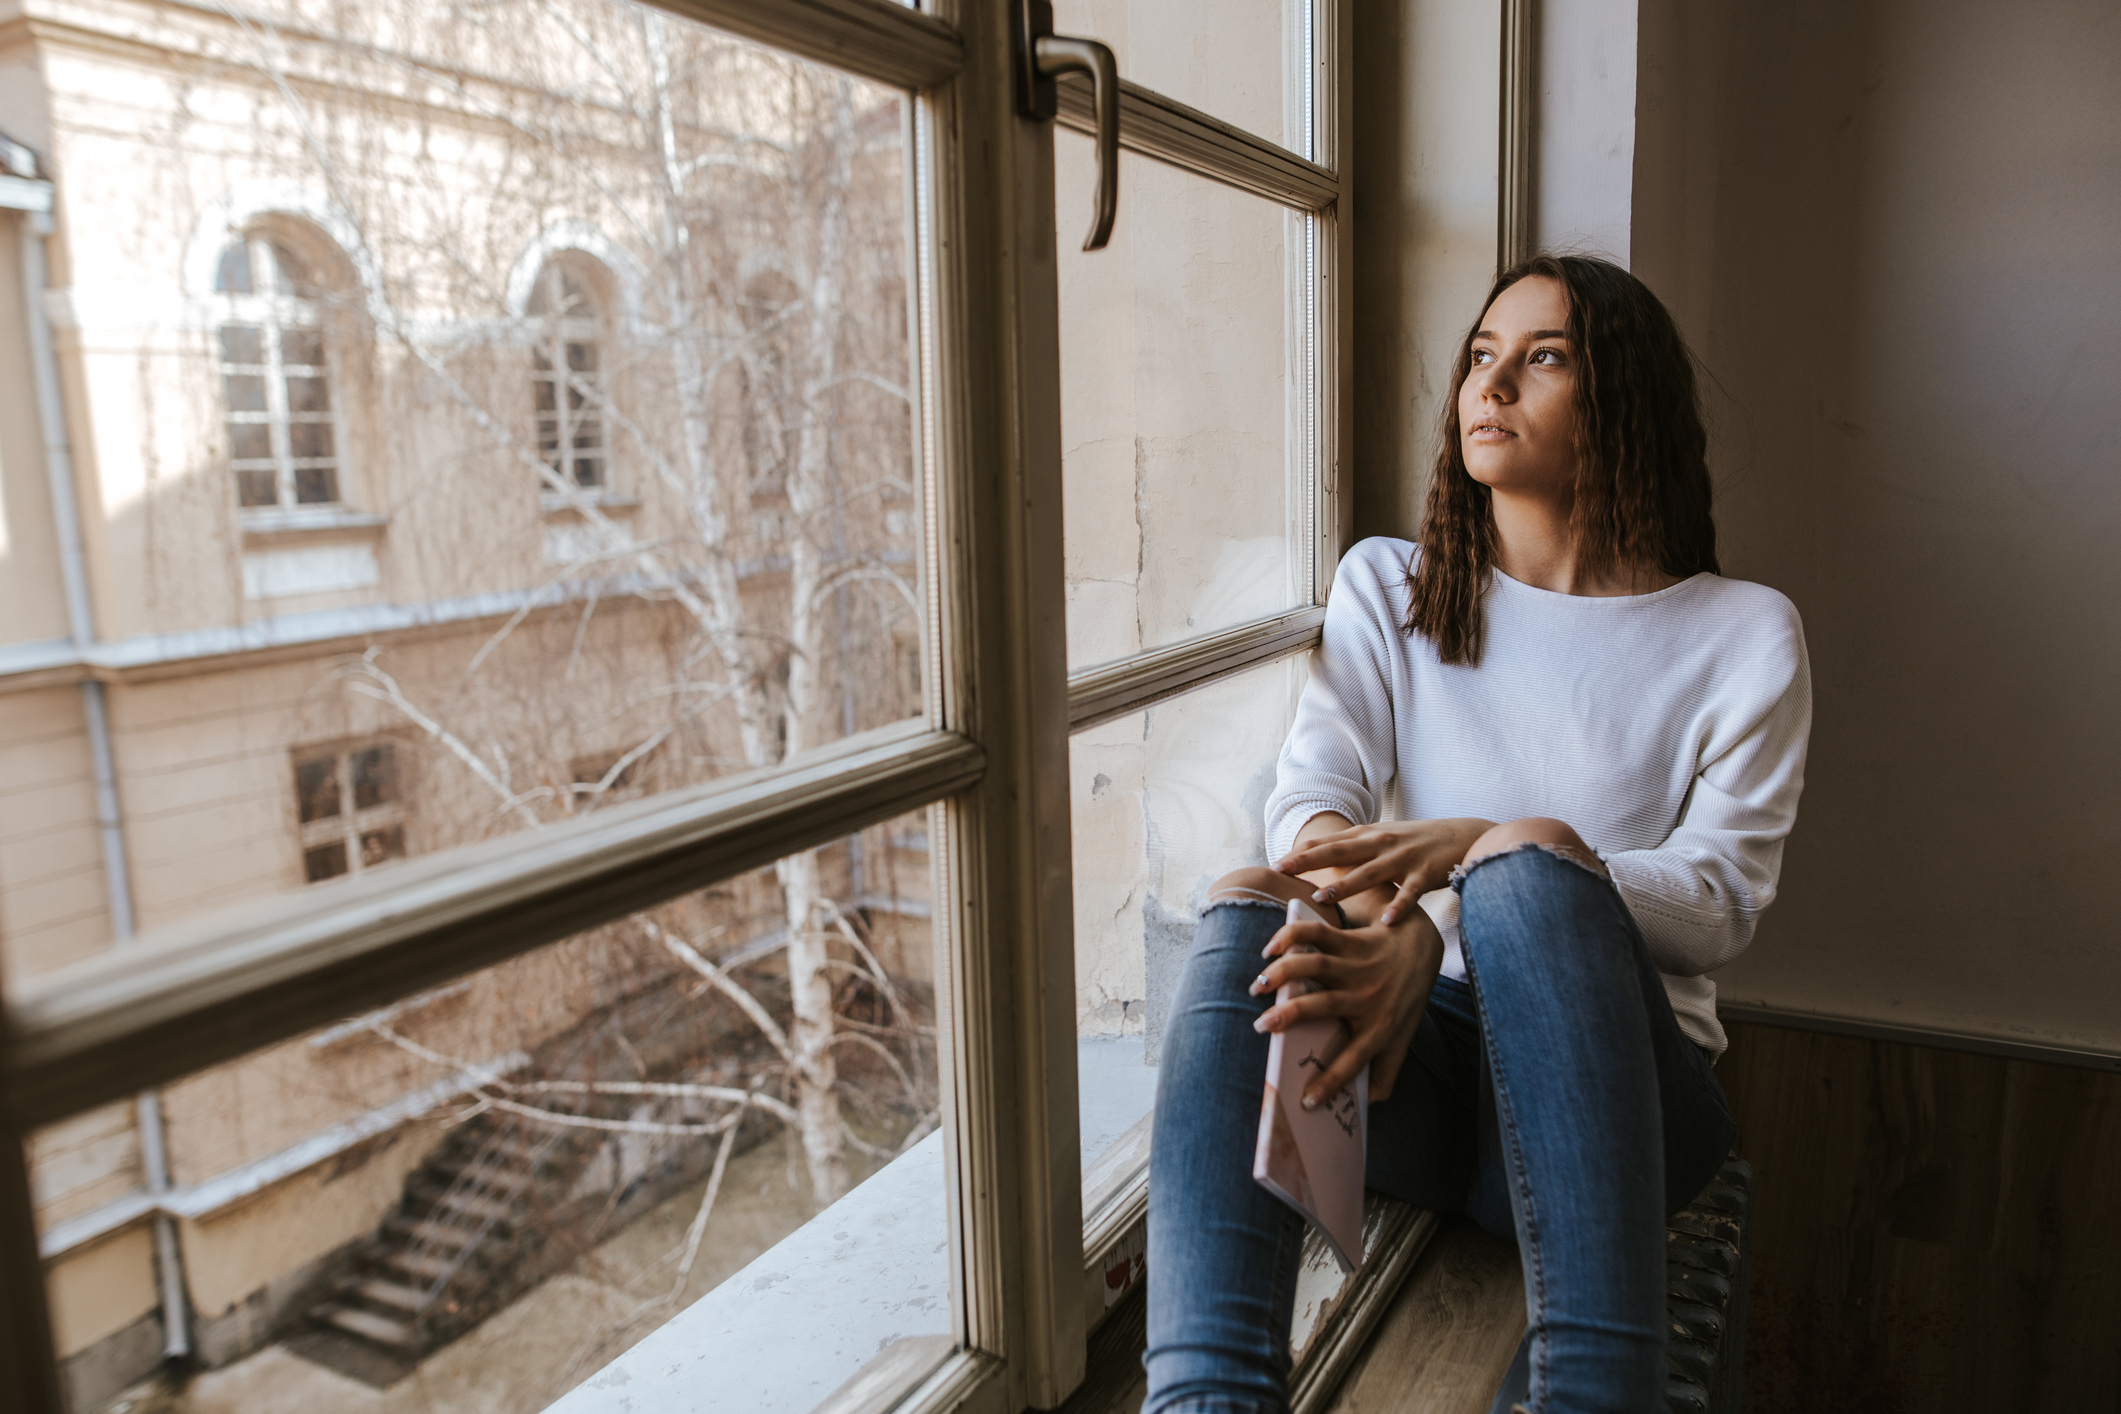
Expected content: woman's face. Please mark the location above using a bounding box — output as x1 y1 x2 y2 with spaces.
1458 275 1579 498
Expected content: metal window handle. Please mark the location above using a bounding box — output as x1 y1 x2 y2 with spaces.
1017 1 1119 251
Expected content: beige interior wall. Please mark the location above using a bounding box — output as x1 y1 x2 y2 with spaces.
1348 0 1501 542
1632 0 2121 1049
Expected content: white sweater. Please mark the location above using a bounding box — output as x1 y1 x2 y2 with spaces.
1264 538 1812 1056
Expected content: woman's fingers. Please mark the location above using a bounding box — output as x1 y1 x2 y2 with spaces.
1251 983 1357 1035
1376 877 1426 928
1301 1022 1383 1107
1311 854 1408 901
1248 949 1335 997
1260 919 1349 960
1273 833 1380 874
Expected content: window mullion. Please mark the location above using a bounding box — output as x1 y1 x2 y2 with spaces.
917 0 1085 1406
7 720 983 1128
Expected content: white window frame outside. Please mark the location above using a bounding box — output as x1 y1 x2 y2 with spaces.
0 2 1352 1410
293 742 409 885
528 261 611 493
215 233 347 511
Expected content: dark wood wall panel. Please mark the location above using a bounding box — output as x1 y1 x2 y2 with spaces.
1716 1021 2121 1412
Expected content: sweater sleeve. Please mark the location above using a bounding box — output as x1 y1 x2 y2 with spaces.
1263 542 1407 861
1603 610 1813 977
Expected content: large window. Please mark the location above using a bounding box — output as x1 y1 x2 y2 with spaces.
215 235 344 508
528 260 611 492
1 3 1348 1412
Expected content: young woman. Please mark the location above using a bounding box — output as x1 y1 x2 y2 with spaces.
1144 255 1811 1414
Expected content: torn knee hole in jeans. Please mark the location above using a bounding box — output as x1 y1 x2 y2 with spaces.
1448 839 1610 888
1204 886 1290 910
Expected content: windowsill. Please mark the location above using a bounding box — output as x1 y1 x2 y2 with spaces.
541 491 639 517
239 506 389 539
549 1037 1158 1414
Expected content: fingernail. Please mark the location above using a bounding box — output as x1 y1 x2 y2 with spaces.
1311 887 1335 903
1253 1013 1272 1034
1380 908 1396 926
1301 1093 1319 1111
1249 974 1269 995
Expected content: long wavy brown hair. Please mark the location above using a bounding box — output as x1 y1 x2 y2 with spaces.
1405 254 1719 665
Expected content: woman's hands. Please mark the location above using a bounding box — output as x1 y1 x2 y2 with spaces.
1249 906 1445 1105
1275 815 1495 926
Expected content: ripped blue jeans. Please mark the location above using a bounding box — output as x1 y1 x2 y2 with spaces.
1144 844 1735 1414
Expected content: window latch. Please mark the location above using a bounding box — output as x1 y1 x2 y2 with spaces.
1015 0 1119 251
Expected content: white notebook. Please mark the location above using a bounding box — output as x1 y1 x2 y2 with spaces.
1252 898 1369 1272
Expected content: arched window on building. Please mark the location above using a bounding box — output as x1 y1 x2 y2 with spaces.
526 259 609 490
213 233 342 508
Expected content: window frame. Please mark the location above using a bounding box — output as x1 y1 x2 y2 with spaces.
0 2 1351 1411
216 233 349 511
293 742 410 884
527 260 612 493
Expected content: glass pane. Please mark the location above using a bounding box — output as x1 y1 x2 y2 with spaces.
281 328 326 367
215 242 253 293
236 468 279 506
295 758 342 822
288 421 335 460
219 324 263 363
1072 654 1308 1218
0 0 925 964
31 815 949 1410
1058 135 1314 670
352 745 397 809
285 375 331 413
303 841 349 882
1052 0 1311 157
224 373 268 412
228 422 272 460
358 824 406 867
293 465 340 503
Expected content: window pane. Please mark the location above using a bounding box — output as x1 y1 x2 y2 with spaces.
281 328 325 366
1072 654 1308 1215
358 824 406 868
303 841 350 882
236 469 279 506
293 465 340 503
1051 0 1312 157
352 745 398 809
288 420 335 460
224 373 268 413
228 422 272 460
0 0 929 942
1058 136 1315 670
285 374 331 413
295 758 342 822
30 816 947 1409
215 242 253 294
219 324 263 363
5 20 942 1399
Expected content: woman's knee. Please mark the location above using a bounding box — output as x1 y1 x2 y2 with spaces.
1461 816 1607 877
1206 865 1307 906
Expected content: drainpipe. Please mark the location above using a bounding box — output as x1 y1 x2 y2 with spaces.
19 175 194 1364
